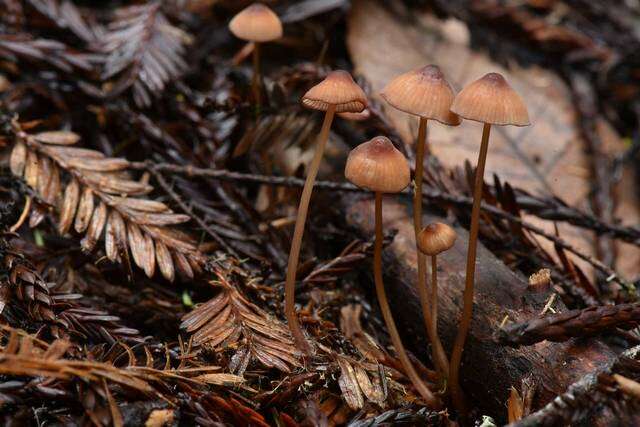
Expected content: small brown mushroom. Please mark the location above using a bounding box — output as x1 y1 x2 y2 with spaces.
381 65 459 378
285 71 367 353
448 72 529 410
417 222 457 362
345 136 439 407
228 3 283 108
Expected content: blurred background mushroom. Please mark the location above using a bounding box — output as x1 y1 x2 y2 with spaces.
228 3 283 109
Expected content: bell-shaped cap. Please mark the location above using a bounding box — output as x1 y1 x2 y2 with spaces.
229 3 283 43
345 136 410 193
302 70 368 113
381 65 460 126
417 222 457 256
451 72 529 126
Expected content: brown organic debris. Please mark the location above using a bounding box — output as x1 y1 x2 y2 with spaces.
8 120 204 281
496 303 640 347
181 267 302 374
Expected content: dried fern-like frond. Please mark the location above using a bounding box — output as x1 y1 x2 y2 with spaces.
9 121 204 281
3 251 55 322
51 294 144 345
3 241 144 345
0 34 93 72
26 0 102 43
0 325 239 397
181 267 302 374
100 1 192 107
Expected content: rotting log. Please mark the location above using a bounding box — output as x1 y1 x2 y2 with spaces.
337 191 617 419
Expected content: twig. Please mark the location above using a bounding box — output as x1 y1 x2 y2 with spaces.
496 303 640 347
569 72 617 276
147 167 238 258
130 162 629 286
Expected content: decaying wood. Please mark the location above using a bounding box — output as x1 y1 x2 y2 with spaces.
337 191 617 418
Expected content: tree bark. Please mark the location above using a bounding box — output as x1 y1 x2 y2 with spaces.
339 192 617 418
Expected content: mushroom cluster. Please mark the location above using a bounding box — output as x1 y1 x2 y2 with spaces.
227 3 529 413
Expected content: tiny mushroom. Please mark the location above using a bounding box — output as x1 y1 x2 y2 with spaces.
345 136 439 407
284 70 367 353
381 64 459 378
417 222 457 358
448 72 529 410
228 3 283 108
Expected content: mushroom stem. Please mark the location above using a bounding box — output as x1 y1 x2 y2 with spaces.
430 255 438 347
449 122 492 411
284 104 337 353
252 42 261 110
374 192 439 407
413 117 449 379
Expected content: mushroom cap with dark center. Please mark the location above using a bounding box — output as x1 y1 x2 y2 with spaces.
451 72 530 126
417 222 457 256
302 70 368 113
345 136 410 193
381 65 460 126
229 3 283 43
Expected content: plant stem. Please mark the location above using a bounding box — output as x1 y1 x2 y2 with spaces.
449 122 492 412
284 105 336 354
431 255 438 347
252 42 261 111
374 192 439 407
413 117 449 379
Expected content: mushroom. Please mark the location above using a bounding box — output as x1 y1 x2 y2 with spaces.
285 70 367 353
417 222 457 364
229 3 282 108
448 72 529 409
381 64 459 378
345 136 438 407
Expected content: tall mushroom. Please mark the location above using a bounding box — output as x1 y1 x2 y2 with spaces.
285 70 367 353
228 3 282 109
448 72 529 409
345 136 439 407
381 65 459 378
417 222 457 363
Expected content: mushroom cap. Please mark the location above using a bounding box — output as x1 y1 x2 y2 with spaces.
451 72 530 126
417 222 457 256
302 70 368 113
228 3 283 43
381 65 460 126
344 136 410 193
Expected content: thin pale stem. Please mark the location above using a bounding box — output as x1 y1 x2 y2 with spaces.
449 122 492 412
413 117 449 379
284 105 336 354
252 42 261 110
374 192 439 407
431 255 438 346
